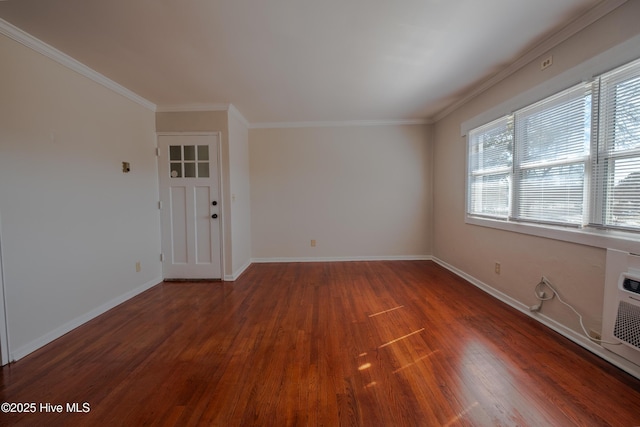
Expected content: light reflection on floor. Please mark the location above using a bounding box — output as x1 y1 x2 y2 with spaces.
378 328 425 349
392 350 439 374
368 305 405 318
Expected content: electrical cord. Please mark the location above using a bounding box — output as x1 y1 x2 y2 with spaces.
532 276 621 346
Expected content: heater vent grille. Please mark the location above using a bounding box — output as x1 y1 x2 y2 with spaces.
614 301 640 349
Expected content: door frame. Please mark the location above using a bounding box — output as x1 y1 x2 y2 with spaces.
156 132 225 280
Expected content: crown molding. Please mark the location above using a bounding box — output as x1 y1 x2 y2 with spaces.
155 103 230 113
156 103 251 128
228 104 250 128
431 0 629 123
155 104 429 128
249 118 430 129
0 18 156 111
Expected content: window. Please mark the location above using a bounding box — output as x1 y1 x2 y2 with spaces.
468 117 513 219
513 84 591 226
593 61 640 230
169 145 210 178
467 57 640 236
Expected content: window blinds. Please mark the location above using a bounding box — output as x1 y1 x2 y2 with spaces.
513 84 591 225
468 117 513 219
593 58 640 230
467 56 640 233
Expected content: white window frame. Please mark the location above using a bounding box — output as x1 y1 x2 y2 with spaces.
462 34 640 253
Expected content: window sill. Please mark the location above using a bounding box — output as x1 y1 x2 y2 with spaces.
465 215 640 253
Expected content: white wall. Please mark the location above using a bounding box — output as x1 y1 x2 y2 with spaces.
228 108 252 278
249 124 432 260
0 34 161 360
432 1 640 339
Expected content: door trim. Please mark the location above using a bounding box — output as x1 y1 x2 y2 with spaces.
156 132 225 280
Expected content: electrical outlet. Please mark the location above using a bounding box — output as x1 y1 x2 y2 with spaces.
589 329 602 340
135 261 141 272
311 239 316 247
495 262 501 275
541 55 553 70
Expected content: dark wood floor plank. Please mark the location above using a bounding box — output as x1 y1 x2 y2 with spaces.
2 260 640 426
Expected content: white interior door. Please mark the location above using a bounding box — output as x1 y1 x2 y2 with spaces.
158 134 222 279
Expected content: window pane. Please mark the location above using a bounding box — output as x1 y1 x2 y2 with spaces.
469 173 510 218
184 145 196 161
170 163 182 178
612 75 640 152
198 162 209 178
469 117 512 172
169 146 182 161
518 164 585 224
184 163 196 178
609 157 640 229
198 145 209 161
468 117 512 219
516 87 590 166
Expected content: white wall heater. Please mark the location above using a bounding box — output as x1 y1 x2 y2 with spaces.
602 249 640 366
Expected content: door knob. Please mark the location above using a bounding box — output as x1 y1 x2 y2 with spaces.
211 214 218 219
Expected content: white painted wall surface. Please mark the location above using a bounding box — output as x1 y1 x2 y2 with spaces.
228 109 252 278
249 124 432 260
0 34 161 359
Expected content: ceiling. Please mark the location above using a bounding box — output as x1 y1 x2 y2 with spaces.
0 0 613 124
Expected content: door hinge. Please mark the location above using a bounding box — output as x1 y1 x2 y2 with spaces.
158 201 162 210
156 147 160 156
160 253 164 262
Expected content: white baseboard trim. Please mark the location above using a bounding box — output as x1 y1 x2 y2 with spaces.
10 276 162 362
251 255 433 263
432 257 640 380
224 258 252 281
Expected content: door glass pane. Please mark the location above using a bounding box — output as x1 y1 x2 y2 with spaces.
170 163 182 178
184 163 196 178
169 146 182 161
184 145 196 161
198 145 209 161
198 162 209 178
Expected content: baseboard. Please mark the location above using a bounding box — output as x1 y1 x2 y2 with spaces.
432 257 640 380
10 276 162 362
251 255 433 263
224 258 252 281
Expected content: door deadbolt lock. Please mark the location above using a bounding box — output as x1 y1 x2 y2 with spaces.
211 214 218 219
212 201 217 206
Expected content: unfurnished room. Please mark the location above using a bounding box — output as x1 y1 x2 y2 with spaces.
1 0 640 425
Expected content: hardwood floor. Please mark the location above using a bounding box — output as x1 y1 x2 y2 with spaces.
1 261 640 426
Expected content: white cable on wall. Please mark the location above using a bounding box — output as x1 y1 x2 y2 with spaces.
530 276 621 346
